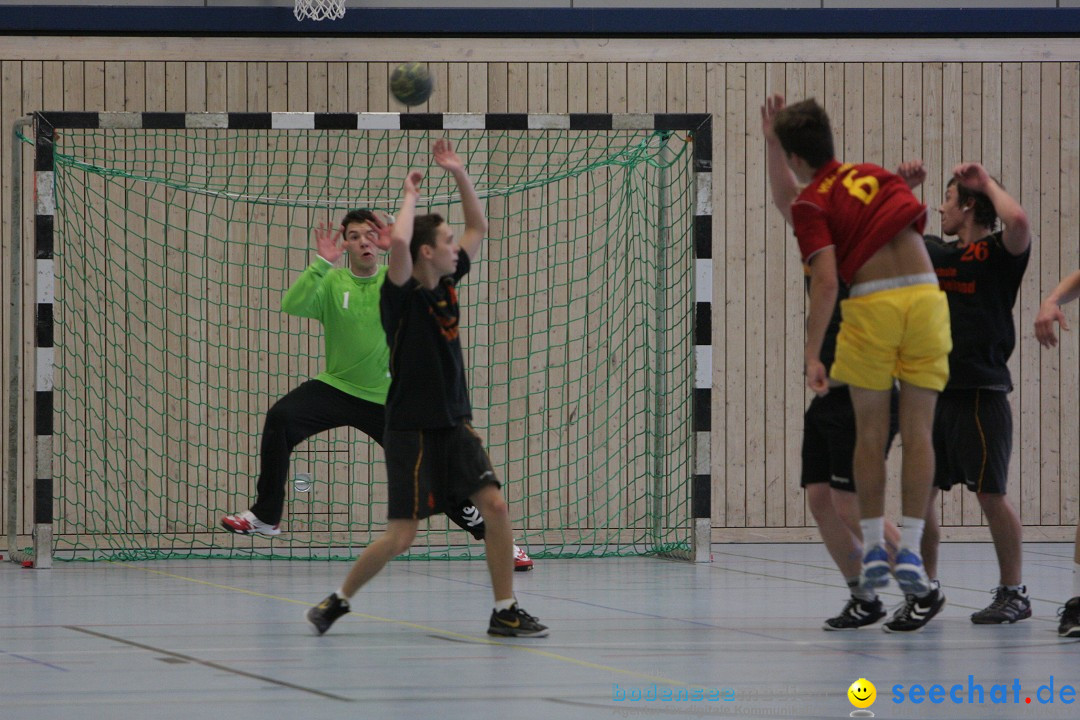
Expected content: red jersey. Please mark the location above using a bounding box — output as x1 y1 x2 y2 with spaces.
791 159 928 284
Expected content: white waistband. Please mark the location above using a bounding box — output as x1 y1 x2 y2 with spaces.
849 272 938 298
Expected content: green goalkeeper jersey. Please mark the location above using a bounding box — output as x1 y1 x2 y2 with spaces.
281 258 391 404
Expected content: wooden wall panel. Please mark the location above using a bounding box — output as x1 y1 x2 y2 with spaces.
1060 63 1080 529
3 39 1080 548
723 61 747 528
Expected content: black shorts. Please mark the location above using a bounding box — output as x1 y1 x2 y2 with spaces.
801 385 899 492
933 389 1012 494
383 421 501 520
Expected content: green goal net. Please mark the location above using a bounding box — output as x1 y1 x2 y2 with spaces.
43 120 696 561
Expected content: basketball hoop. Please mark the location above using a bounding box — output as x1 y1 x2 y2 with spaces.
294 0 346 22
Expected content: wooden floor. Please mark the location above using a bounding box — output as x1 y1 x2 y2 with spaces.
2 542 1079 719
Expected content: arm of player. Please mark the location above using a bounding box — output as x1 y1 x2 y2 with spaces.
386 171 424 287
896 160 928 191
761 94 798 226
1035 269 1080 348
953 162 1031 256
433 139 488 261
804 247 839 396
280 222 338 318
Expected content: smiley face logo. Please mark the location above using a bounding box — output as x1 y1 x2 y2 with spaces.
848 678 877 709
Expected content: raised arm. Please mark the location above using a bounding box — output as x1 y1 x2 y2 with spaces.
1035 269 1080 348
386 171 424 287
280 221 339 317
804 247 839 396
953 162 1031 256
761 93 799 226
433 138 488 260
896 160 928 191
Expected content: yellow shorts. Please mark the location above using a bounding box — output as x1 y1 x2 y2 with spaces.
832 282 952 392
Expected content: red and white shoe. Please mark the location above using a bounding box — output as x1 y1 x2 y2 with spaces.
513 544 534 572
221 510 281 537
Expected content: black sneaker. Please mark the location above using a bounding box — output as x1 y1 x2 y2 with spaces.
883 587 946 633
487 604 549 637
823 596 887 631
307 593 350 636
971 585 1031 624
1058 596 1080 638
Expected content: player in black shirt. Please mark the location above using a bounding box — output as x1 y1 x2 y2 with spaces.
307 140 547 638
1034 270 1080 638
906 161 1032 624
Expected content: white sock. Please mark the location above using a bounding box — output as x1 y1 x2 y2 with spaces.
336 588 351 603
848 577 876 602
859 517 885 548
494 598 516 612
900 517 925 551
1073 563 1080 596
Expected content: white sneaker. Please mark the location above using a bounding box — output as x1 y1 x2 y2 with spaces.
221 510 281 536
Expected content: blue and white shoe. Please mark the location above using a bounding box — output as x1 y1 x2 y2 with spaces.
893 547 931 595
860 544 891 589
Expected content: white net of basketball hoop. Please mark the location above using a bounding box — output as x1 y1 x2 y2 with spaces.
294 0 346 22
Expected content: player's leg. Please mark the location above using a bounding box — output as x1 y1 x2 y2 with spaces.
921 488 942 579
891 381 937 586
847 385 894 588
807 484 860 580
813 485 886 631
963 390 1028 622
1061 526 1080 637
897 381 937 522
224 380 355 534
830 384 902 554
803 393 859 577
449 423 547 637
831 488 900 552
308 426 430 636
307 518 420 636
803 391 883 630
972 492 1028 622
922 391 952 582
880 381 947 633
470 483 514 604
1075 523 1080 565
341 518 420 597
441 498 533 570
469 484 545 637
888 281 950 600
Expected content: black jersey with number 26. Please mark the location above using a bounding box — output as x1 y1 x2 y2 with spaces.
925 231 1030 391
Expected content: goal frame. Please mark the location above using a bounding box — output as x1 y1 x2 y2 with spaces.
6 110 713 567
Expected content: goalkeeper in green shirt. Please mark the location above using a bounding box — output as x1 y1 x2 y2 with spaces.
221 209 533 571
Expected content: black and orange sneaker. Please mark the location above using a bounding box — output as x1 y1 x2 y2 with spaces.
307 593 350 636
971 585 1031 624
488 604 548 637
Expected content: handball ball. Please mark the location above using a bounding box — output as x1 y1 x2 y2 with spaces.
390 63 434 107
